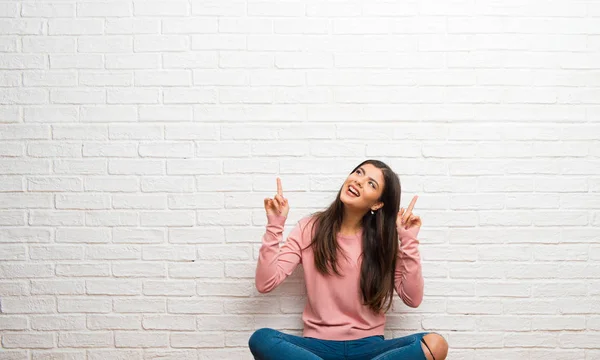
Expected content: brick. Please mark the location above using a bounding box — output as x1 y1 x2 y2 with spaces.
0 142 22 157
168 227 224 244
109 160 164 175
194 69 248 86
165 125 219 140
0 125 50 139
170 332 224 348
0 245 26 260
163 88 216 104
58 332 113 348
55 264 110 277
113 228 165 244
0 281 28 296
164 52 218 68
142 281 194 296
79 73 133 87
168 194 220 209
144 350 196 360
167 160 221 175
106 54 160 69
0 106 19 123
85 211 138 226
141 211 195 226
86 280 142 295
84 177 139 192
163 18 217 34
2 333 54 349
53 160 107 175
1 297 55 313
112 194 166 209
55 194 110 210
0 159 51 174
28 177 83 192
21 3 75 17
29 211 84 226
105 18 159 34
197 281 254 296
191 1 245 16
0 227 52 242
107 89 159 104
58 298 111 313
135 70 190 86
32 351 85 360
86 245 141 260
559 333 600 348
142 246 195 261
0 316 28 330
142 315 195 330
113 263 166 278
168 263 224 278
134 1 188 16
25 135 76 152
87 315 141 330
141 177 195 192
0 54 45 70
113 298 165 313
83 143 137 157
197 245 251 260
30 246 83 260
50 54 103 69
55 228 110 243
138 105 192 122
77 2 132 17
197 315 253 331
167 299 222 314
30 315 86 331
24 106 78 123
114 332 168 348
0 176 23 192
23 39 76 54
135 35 188 52
0 264 53 279
51 89 105 104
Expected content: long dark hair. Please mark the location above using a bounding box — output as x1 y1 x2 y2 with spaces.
308 159 401 314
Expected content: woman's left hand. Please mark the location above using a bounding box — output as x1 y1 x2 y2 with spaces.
397 195 421 230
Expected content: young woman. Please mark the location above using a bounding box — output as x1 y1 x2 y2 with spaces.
249 160 448 360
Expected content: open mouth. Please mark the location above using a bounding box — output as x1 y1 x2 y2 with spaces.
347 185 360 197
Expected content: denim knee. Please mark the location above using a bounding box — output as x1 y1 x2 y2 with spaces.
249 327 277 353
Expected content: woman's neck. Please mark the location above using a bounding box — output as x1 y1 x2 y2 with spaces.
340 207 364 236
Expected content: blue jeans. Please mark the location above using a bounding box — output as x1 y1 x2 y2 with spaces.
249 328 429 360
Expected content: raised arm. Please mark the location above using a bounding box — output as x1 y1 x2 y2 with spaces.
255 178 304 293
394 195 424 307
255 214 305 293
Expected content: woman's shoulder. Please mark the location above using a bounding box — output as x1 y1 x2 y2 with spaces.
290 214 318 242
295 214 317 232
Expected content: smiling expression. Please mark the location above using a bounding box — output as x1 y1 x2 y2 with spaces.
340 163 385 212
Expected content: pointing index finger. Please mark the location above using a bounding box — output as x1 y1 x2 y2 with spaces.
403 195 418 222
406 195 418 214
277 177 283 196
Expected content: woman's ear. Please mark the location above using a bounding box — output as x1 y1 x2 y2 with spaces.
371 202 384 212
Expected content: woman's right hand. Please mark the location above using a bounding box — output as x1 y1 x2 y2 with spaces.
264 177 289 218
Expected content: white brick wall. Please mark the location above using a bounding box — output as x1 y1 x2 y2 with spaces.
0 0 599 358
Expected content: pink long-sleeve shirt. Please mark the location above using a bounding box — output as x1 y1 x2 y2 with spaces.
255 214 424 341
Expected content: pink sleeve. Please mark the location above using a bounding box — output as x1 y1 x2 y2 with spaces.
394 225 424 308
255 214 305 293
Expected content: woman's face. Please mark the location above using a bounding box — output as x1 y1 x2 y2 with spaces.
340 163 385 212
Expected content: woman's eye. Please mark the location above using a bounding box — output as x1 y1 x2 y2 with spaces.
369 182 375 188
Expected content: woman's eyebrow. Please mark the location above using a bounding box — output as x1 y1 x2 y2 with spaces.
359 167 379 187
